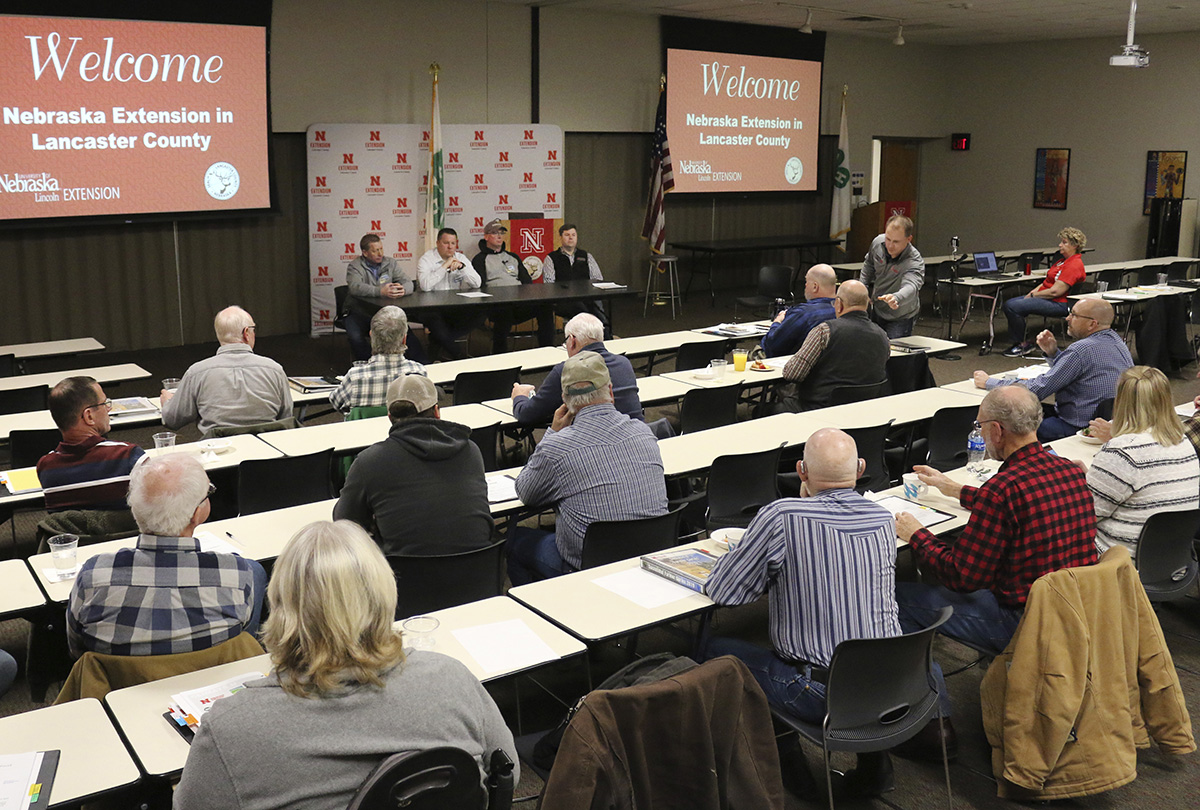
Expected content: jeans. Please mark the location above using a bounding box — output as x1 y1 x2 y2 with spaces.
1038 413 1082 443
506 527 577 586
0 650 16 698
244 559 269 638
872 312 914 339
1002 296 1068 346
702 635 826 723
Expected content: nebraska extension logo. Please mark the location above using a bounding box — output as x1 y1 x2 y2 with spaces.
495 193 512 212
518 172 536 191
339 198 359 217
309 129 330 150
312 221 332 240
446 195 463 214
365 130 384 150
392 152 412 172
314 266 333 285
445 152 463 170
310 175 331 196
366 176 385 196
519 129 538 148
341 243 359 261
543 192 559 212
469 173 488 193
470 129 487 149
543 149 560 168
393 240 413 261
393 196 412 216
338 153 358 173
471 216 484 235
494 150 512 171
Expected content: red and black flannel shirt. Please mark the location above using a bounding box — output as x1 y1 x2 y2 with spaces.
908 443 1098 609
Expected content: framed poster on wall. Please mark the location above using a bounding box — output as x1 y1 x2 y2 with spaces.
1033 148 1070 210
1144 150 1187 215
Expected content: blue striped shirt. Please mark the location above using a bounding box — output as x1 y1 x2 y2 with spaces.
705 489 901 667
515 403 667 568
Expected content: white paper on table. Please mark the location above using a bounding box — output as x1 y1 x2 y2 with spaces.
873 495 955 528
195 530 243 557
1004 364 1050 380
0 750 41 810
591 566 696 609
485 475 518 504
41 566 78 583
591 281 626 289
451 619 558 675
457 291 492 298
1176 403 1196 418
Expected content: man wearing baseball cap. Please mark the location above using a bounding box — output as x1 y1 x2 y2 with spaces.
472 218 555 353
334 374 492 556
509 351 667 584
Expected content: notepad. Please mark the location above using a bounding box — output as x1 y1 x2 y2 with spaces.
485 475 518 504
592 282 626 289
457 291 492 298
592 567 696 609
0 750 59 809
871 495 955 528
1 467 41 495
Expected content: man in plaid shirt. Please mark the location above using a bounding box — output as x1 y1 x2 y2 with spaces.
66 454 267 658
330 306 426 413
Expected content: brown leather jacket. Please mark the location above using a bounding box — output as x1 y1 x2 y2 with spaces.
981 547 1194 799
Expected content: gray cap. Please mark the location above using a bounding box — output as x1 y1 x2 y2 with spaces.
560 351 610 397
483 218 508 235
386 374 438 412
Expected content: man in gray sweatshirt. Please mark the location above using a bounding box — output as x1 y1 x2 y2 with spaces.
859 214 926 339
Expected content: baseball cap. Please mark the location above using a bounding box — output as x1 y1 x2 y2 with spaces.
483 218 508 235
386 374 438 412
560 351 610 397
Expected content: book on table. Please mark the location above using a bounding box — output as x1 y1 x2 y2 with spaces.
640 548 721 593
0 749 59 808
287 375 338 393
0 467 41 495
109 396 158 416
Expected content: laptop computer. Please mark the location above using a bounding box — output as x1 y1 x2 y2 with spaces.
972 251 1020 278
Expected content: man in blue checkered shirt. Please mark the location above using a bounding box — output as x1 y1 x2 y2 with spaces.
329 306 427 413
66 454 267 658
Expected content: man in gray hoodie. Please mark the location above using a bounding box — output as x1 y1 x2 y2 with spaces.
334 374 492 555
859 214 925 339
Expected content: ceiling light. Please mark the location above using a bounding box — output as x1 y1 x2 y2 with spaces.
800 8 814 34
893 23 905 46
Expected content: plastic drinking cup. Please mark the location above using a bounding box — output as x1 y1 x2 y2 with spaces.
402 615 440 651
732 350 748 372
153 432 177 449
48 534 79 571
709 359 727 380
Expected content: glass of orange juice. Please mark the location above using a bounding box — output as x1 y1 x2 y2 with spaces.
732 349 748 372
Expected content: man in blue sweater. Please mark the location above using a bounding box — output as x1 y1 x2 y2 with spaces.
761 264 838 357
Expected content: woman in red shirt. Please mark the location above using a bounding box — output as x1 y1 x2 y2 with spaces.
1002 227 1087 356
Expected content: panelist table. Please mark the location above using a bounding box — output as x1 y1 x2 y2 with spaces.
0 698 141 806
0 363 150 392
672 235 842 305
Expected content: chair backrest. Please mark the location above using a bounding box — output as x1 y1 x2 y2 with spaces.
925 405 979 471
10 427 63 469
1096 268 1125 290
1166 259 1194 281
822 606 953 751
829 380 887 406
346 747 490 810
706 444 784 531
334 285 350 326
679 385 740 434
675 341 729 372
884 352 932 395
580 507 684 569
452 367 521 405
469 422 501 473
845 421 894 493
1133 508 1200 602
388 538 505 619
0 354 15 378
237 448 334 516
757 265 796 300
1093 397 1114 421
207 416 298 438
1134 266 1161 287
1016 253 1042 275
0 384 49 416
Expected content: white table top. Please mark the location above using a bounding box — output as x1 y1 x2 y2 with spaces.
1071 283 1195 302
510 539 723 642
605 330 727 357
636 375 706 404
805 387 987 429
0 397 163 440
832 247 1069 273
1047 433 1104 465
890 335 966 355
870 461 995 542
657 412 824 477
259 406 513 457
0 698 141 805
661 359 786 389
0 559 45 617
144 433 283 470
0 363 150 392
0 337 105 360
201 499 337 561
940 378 990 397
424 346 567 385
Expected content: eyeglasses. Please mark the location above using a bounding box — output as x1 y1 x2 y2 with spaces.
82 399 112 417
974 419 999 429
1066 310 1096 321
196 482 216 512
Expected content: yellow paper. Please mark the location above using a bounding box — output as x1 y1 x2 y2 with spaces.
3 467 41 494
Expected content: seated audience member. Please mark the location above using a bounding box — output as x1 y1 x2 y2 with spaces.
0 650 15 698
473 218 555 353
539 223 612 339
329 306 426 414
1002 227 1087 357
973 298 1131 442
37 376 145 511
161 306 292 436
66 454 266 658
894 386 1098 757
416 227 482 360
760 264 838 357
511 313 642 426
344 232 416 362
1082 366 1200 555
704 428 901 799
174 520 516 810
778 280 890 411
508 352 667 585
334 375 491 555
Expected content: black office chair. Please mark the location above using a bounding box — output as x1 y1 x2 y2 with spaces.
1166 259 1195 282
674 341 729 372
0 354 15 378
1135 266 1162 287
706 444 784 531
451 367 521 406
884 352 933 395
469 422 501 473
388 537 506 619
10 428 62 469
678 385 741 434
1095 268 1124 291
333 285 349 332
236 448 334 516
846 421 895 492
580 507 684 570
1134 509 1200 603
1093 397 1114 422
772 607 955 810
0 385 49 416
734 265 795 320
924 405 979 471
1016 252 1043 275
346 747 514 810
828 380 887 406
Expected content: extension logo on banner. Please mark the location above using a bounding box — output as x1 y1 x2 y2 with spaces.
510 218 560 282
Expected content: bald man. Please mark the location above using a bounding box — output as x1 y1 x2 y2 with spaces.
778 280 890 411
973 298 1132 442
761 264 839 356
704 428 901 799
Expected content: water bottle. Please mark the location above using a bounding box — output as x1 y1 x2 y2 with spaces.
967 424 986 470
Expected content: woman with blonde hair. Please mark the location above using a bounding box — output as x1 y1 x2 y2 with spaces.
1085 366 1199 555
175 520 516 810
1002 226 1088 357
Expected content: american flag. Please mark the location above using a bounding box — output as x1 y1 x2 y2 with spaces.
641 84 673 254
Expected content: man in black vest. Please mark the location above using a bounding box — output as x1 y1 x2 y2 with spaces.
778 280 890 411
539 223 612 339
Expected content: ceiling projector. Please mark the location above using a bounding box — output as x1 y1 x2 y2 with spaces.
1110 45 1149 68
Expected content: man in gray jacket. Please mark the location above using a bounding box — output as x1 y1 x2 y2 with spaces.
344 233 419 362
859 215 925 338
